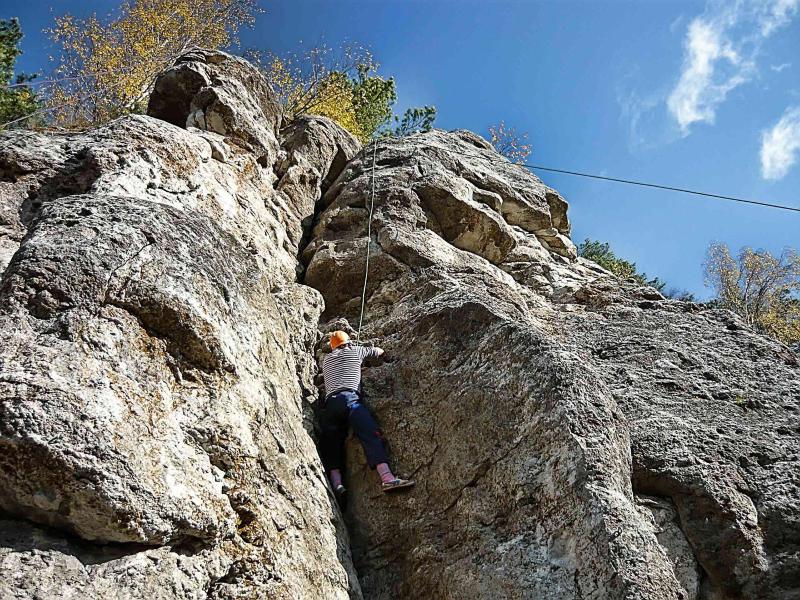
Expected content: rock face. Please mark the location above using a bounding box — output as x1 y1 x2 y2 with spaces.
304 133 799 598
0 49 361 599
1 49 798 600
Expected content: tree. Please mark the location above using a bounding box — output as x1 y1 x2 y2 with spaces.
302 70 364 140
662 286 697 302
488 121 531 164
351 63 396 141
705 242 800 344
392 106 437 137
578 238 667 292
0 18 39 129
253 42 435 143
253 43 388 142
252 43 367 123
46 0 260 128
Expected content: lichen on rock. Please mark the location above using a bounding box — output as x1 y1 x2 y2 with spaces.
0 48 798 600
0 49 360 600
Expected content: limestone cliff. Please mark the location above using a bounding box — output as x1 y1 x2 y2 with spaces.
0 50 797 600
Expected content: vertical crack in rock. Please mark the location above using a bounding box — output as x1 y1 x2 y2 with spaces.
301 125 799 599
301 130 684 598
633 467 768 598
0 49 363 600
636 493 705 600
1 48 798 600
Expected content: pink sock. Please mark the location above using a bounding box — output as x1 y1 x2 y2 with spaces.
330 469 343 488
376 463 395 484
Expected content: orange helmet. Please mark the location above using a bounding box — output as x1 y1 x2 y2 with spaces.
330 330 350 350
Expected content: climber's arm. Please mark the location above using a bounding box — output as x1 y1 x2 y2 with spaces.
358 345 384 359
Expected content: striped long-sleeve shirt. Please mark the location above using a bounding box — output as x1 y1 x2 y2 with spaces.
321 345 382 396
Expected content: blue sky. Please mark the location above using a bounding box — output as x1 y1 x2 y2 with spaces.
5 0 800 297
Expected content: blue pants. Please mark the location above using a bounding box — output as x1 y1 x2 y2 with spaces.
319 390 389 470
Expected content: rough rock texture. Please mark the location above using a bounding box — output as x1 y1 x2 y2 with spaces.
147 49 282 165
1 49 798 600
305 131 800 599
0 50 361 599
561 297 800 599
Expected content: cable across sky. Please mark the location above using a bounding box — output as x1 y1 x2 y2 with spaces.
449 147 800 214
522 163 800 214
2 124 798 214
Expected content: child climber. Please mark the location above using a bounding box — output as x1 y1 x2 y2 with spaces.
319 330 415 499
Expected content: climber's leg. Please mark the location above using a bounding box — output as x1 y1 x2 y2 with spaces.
346 392 415 492
345 393 390 468
329 468 343 488
319 393 349 479
376 462 396 483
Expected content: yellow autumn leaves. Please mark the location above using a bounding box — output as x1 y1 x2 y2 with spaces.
705 243 800 345
264 52 364 140
44 4 400 142
252 44 396 143
46 0 259 127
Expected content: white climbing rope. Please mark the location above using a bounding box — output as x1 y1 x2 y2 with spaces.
356 138 379 344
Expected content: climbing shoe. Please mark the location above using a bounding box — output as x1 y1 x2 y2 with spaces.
382 478 415 493
334 484 347 510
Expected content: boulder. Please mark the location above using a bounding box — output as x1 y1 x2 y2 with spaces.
148 49 283 168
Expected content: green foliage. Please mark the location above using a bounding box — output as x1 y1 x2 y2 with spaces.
578 238 667 291
663 287 697 302
256 43 435 143
391 105 437 137
351 64 396 141
0 18 39 129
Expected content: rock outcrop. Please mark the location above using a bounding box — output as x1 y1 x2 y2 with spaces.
1 49 798 600
0 49 360 599
303 130 799 599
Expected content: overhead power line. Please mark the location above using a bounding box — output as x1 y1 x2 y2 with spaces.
520 163 800 214
451 147 799 214
1 119 797 213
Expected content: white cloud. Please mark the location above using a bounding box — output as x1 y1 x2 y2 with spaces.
667 18 748 134
618 87 675 152
770 62 791 72
760 105 800 180
759 0 800 34
667 0 799 135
